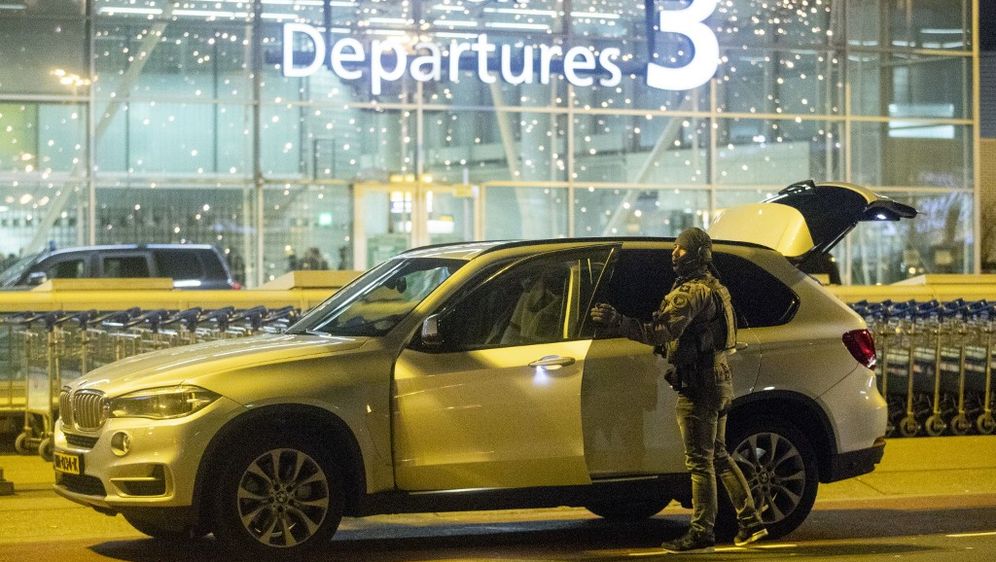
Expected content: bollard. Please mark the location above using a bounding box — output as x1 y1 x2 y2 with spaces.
0 467 13 495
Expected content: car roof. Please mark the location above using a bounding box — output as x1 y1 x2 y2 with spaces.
43 244 218 258
399 237 772 261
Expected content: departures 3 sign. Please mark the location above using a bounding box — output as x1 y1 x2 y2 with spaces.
282 0 720 93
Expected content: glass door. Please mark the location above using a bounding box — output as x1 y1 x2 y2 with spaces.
352 179 478 270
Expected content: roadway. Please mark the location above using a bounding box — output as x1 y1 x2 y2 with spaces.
1 436 995 561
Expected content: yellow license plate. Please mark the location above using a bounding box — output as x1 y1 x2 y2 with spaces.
53 451 82 475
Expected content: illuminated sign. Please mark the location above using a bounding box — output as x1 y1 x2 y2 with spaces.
282 0 719 92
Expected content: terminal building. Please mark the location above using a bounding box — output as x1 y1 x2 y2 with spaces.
0 0 983 287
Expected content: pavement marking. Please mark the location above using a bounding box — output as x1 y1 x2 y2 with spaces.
945 531 996 538
624 543 797 556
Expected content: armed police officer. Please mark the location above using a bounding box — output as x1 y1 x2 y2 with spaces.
590 227 767 554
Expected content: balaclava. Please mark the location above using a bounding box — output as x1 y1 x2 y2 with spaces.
673 227 713 278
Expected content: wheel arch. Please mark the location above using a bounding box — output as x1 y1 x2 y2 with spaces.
192 404 367 525
729 390 837 483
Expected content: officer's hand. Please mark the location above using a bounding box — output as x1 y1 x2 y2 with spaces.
590 303 620 327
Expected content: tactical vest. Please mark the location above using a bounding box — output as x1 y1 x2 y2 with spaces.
672 278 737 373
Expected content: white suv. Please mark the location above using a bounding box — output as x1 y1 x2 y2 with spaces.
53 181 915 556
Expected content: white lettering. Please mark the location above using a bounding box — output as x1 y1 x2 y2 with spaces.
448 40 471 83
279 9 721 93
472 34 497 84
283 23 326 78
411 42 442 82
371 39 407 95
598 48 622 87
330 38 364 80
646 0 720 91
538 44 562 85
564 46 595 87
500 44 533 86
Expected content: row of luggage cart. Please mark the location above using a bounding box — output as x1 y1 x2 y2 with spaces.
0 306 299 460
852 299 996 438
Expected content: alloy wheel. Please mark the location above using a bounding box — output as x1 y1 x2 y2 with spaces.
236 448 330 548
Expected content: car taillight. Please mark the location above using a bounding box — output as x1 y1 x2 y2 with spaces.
842 329 877 368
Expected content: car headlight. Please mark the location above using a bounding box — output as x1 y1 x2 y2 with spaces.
107 385 220 420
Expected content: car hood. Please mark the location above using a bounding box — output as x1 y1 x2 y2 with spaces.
71 334 368 397
708 180 917 261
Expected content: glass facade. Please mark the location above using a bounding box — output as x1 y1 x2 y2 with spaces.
0 0 979 286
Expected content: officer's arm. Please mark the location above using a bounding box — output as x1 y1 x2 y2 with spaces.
617 284 710 346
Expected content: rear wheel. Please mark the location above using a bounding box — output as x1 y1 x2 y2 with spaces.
585 496 671 521
725 419 818 540
212 436 343 558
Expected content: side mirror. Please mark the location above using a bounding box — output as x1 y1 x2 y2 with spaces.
26 271 48 286
421 314 442 347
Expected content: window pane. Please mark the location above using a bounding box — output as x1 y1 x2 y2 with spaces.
424 110 567 183
263 184 353 282
848 52 970 119
851 122 971 188
94 183 256 285
103 255 149 277
717 49 842 116
0 17 85 95
835 191 973 284
715 119 841 185
0 180 83 259
0 102 86 174
846 0 971 52
574 115 708 185
483 185 567 239
94 20 251 102
575 187 707 237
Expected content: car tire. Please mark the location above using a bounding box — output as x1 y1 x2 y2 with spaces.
211 436 344 557
585 496 671 521
124 516 207 540
725 418 818 540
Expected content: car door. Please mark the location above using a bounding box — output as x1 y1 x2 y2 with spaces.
580 246 762 477
392 245 616 491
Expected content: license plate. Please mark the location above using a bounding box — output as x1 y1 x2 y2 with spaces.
53 451 83 475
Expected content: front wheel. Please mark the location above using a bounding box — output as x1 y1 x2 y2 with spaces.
212 436 343 557
727 419 819 540
585 496 671 521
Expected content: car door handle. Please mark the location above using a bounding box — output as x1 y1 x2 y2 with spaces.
528 355 576 369
735 341 749 351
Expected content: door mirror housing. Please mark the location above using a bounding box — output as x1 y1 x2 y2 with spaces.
421 314 442 347
26 271 48 286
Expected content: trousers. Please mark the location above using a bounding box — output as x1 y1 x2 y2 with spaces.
676 393 763 537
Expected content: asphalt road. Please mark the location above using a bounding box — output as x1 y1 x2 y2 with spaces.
1 490 994 561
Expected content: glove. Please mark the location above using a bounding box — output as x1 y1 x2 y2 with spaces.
590 303 621 328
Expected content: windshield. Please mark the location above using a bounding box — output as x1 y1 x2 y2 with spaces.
288 257 465 337
0 252 41 287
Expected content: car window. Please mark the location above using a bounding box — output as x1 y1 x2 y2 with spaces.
712 253 799 327
0 252 40 286
45 258 85 279
289 258 463 337
438 250 610 350
154 250 204 280
102 255 150 278
592 248 798 331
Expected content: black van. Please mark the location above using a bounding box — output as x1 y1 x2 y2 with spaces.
0 244 239 290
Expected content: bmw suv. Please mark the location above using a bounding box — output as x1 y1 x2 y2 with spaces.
52 181 915 556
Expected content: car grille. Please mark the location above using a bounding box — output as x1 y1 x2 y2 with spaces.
60 389 107 431
57 473 106 497
64 433 99 449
